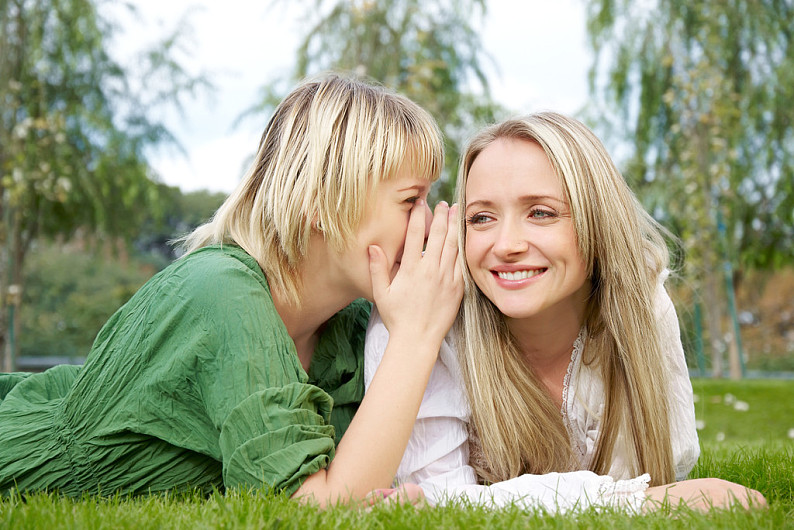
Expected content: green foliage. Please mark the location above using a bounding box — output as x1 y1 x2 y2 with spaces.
584 0 794 272
0 0 202 245
135 185 227 265
584 0 794 375
247 0 506 203
19 244 154 360
17 184 226 361
0 0 210 368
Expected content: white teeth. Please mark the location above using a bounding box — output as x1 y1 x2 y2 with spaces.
496 269 543 280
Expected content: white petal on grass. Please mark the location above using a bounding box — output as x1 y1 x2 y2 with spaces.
693 393 700 403
733 400 750 411
716 432 726 442
788 428 794 439
696 420 706 430
724 393 736 405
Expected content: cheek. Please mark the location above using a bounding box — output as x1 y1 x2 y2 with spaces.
465 233 486 263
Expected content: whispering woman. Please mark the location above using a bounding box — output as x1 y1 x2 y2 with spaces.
0 73 462 506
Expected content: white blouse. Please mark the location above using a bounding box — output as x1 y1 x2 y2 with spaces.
364 278 700 512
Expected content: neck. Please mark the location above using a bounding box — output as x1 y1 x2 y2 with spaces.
270 234 357 372
506 294 588 403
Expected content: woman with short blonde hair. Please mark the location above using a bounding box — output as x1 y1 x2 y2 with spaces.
1 74 462 507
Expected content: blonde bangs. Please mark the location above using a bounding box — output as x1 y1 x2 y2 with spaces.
374 97 444 185
313 81 444 256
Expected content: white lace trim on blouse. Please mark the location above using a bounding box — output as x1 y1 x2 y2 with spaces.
561 328 586 458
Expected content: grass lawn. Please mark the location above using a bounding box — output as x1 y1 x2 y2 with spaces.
690 377 794 446
2 379 792 529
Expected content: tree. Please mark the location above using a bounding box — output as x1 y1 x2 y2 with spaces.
0 0 209 370
249 0 504 202
134 185 228 266
19 243 155 363
584 0 794 377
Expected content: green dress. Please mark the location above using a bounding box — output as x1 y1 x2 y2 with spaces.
0 245 370 497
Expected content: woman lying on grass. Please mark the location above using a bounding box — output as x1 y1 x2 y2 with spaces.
0 73 463 507
366 112 765 512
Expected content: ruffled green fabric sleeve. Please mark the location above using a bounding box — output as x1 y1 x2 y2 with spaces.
186 246 349 495
219 382 335 495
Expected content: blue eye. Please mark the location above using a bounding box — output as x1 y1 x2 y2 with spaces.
529 208 556 219
466 213 491 225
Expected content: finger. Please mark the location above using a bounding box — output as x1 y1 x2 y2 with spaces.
401 199 429 267
421 201 451 260
439 203 460 271
382 484 424 506
397 483 426 506
453 249 464 293
368 245 390 303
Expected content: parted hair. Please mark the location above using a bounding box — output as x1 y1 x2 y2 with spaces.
454 112 675 486
182 73 444 303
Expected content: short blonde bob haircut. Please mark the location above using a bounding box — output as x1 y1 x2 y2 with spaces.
182 73 444 303
455 112 675 486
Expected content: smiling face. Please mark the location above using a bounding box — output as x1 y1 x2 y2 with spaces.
334 166 432 301
464 138 589 324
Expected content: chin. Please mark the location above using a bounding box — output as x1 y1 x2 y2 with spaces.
492 302 540 320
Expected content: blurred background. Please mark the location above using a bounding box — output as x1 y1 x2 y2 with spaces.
1 0 793 381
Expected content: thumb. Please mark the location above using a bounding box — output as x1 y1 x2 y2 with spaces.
368 245 389 303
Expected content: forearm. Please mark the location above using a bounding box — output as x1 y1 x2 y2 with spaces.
293 331 441 506
292 200 462 506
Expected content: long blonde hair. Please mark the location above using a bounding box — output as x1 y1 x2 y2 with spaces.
455 113 675 486
182 73 444 304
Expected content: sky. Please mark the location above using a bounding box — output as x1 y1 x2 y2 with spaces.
112 1 592 194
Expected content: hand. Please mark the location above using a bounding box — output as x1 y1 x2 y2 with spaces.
645 478 767 512
364 483 426 509
369 200 463 345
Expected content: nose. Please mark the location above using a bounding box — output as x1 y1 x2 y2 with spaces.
492 219 529 258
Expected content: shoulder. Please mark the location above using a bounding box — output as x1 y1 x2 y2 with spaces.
652 269 678 320
159 245 270 308
125 245 283 339
176 245 267 289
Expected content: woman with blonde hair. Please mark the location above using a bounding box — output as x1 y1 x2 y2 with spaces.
365 112 765 511
0 73 462 506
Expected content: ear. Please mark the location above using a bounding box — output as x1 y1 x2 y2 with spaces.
310 213 324 232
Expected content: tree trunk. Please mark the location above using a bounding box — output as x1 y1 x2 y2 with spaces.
702 254 724 378
727 335 742 380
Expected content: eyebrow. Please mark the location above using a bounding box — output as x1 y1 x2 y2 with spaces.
397 184 429 193
466 195 566 210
